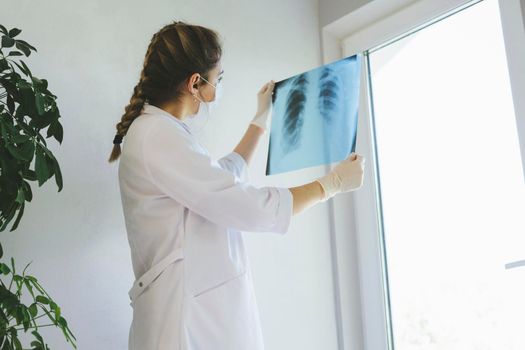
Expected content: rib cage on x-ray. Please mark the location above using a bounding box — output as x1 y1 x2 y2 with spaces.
318 66 342 124
282 73 308 154
281 68 342 156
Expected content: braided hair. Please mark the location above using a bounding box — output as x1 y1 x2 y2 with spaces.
108 20 222 162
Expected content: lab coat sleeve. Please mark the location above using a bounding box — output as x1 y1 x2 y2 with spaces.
142 122 293 234
216 151 249 183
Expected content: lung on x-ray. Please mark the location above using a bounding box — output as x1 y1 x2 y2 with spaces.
265 53 361 175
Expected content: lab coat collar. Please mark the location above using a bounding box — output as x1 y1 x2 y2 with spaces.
142 103 192 135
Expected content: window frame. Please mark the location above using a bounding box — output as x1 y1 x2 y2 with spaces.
320 0 525 349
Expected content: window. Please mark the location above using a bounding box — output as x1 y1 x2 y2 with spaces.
366 0 525 348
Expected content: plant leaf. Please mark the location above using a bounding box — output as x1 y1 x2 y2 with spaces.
20 60 32 78
6 143 25 160
0 58 8 72
22 169 37 181
40 146 62 191
10 202 25 231
20 140 35 161
48 120 63 144
12 60 29 76
7 94 15 114
15 39 37 52
35 295 49 304
35 93 45 115
22 179 33 201
6 140 34 162
34 146 50 186
52 156 63 191
7 50 23 57
15 186 25 204
14 41 30 57
8 28 21 38
58 316 67 327
0 263 10 274
1 35 15 48
0 204 18 232
12 335 22 350
11 131 30 143
28 302 38 317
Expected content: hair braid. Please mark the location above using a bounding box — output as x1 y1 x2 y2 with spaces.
108 28 169 162
108 21 222 163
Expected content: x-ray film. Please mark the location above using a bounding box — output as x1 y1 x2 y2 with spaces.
265 54 361 175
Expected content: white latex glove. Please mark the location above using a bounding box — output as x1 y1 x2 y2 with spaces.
250 80 275 132
315 152 366 201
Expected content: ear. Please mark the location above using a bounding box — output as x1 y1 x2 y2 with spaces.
187 73 201 95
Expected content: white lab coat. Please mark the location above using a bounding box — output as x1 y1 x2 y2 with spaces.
118 103 293 350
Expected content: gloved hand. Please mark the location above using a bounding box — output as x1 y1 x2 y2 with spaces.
250 80 275 132
315 152 366 201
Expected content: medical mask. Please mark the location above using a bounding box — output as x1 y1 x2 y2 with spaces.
188 75 223 133
196 75 222 110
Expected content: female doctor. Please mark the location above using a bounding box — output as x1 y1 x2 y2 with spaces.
108 21 365 350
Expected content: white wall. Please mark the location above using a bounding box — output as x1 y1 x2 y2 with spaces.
0 0 349 349
320 0 374 27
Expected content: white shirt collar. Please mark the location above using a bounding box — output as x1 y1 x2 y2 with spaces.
142 103 192 135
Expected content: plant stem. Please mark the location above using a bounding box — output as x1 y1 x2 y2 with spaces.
14 323 55 331
32 313 47 321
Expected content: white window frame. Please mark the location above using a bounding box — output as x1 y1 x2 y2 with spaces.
320 0 525 349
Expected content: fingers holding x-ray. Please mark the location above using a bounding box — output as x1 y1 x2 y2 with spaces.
266 54 362 175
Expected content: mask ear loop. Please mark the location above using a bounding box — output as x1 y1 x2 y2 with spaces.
192 100 210 135
189 84 210 135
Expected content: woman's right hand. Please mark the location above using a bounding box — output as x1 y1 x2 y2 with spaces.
315 152 366 201
250 80 275 132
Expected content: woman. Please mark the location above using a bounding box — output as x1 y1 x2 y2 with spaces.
108 21 365 350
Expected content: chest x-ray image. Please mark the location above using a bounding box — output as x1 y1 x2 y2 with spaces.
265 53 362 175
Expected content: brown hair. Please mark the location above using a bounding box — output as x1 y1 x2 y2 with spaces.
108 20 223 162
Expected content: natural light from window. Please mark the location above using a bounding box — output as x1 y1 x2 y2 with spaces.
368 0 525 348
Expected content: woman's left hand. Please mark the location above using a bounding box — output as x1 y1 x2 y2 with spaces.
250 80 275 132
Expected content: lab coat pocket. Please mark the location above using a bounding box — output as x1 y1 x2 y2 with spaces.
191 269 247 299
185 269 264 350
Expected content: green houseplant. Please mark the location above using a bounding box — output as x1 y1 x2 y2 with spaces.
0 25 76 349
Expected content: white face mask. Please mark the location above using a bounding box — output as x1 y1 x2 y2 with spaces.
188 75 223 133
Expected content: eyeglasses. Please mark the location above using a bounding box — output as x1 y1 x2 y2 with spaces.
201 73 223 86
